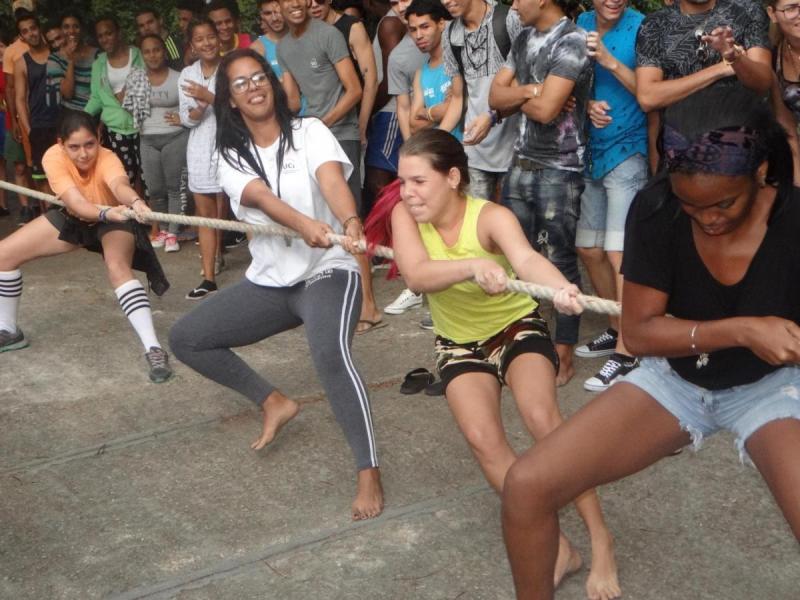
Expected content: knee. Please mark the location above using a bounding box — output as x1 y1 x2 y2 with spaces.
461 423 508 460
105 261 133 286
168 318 195 362
576 246 605 265
503 458 557 520
519 405 563 438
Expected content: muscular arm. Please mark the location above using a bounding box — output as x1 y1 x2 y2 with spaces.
373 17 405 113
726 47 773 95
770 74 800 185
13 57 29 135
410 69 430 134
396 92 412 140
490 67 575 124
321 57 362 129
622 280 767 358
315 160 359 222
350 22 377 143
484 204 572 290
281 69 301 114
636 63 734 113
391 200 482 293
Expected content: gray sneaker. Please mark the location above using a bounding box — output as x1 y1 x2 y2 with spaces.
145 347 173 383
419 313 434 330
0 329 28 352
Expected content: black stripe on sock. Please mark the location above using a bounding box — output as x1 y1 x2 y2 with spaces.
123 300 151 317
118 286 146 304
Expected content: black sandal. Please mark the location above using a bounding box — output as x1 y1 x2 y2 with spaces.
400 368 434 395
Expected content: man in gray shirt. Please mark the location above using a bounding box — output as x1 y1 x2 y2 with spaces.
278 0 384 333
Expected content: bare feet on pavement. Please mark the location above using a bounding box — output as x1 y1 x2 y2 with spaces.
586 534 621 600
556 343 576 387
352 467 384 521
554 532 583 588
251 391 301 450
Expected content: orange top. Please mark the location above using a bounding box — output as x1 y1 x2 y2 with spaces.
42 145 128 207
2 38 29 75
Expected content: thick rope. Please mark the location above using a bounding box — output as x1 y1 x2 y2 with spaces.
1 180 622 316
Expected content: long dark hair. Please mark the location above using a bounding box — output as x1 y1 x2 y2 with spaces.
214 49 296 194
643 86 794 221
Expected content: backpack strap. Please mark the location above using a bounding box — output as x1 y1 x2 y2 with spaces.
492 2 511 60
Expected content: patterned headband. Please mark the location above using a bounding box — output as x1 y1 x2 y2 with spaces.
663 125 767 176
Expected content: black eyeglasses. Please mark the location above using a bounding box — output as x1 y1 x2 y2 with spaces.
695 28 710 63
775 4 800 20
230 72 269 95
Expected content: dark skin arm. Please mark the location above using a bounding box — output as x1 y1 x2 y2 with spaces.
622 280 800 366
373 16 405 114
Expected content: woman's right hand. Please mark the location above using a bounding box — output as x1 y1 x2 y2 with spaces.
298 217 334 248
744 316 800 365
471 259 508 295
104 205 132 223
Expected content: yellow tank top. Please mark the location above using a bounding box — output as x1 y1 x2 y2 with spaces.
418 196 537 343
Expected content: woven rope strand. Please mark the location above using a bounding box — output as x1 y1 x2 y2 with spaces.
0 180 621 315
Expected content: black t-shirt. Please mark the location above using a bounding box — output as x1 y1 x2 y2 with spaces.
635 0 770 81
622 179 800 390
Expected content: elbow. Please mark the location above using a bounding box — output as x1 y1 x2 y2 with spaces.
620 321 649 356
636 91 659 113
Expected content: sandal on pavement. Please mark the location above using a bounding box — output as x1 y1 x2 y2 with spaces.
355 319 388 335
400 368 434 395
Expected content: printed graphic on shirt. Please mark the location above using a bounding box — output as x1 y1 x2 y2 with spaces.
635 0 769 81
506 18 592 171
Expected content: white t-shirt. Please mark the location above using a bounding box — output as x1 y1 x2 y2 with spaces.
216 118 359 287
106 48 133 93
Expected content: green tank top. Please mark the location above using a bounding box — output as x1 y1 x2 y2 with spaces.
418 196 537 343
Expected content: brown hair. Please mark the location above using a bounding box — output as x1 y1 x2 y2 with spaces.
399 129 470 195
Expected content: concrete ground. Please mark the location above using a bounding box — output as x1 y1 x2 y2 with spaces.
0 203 798 600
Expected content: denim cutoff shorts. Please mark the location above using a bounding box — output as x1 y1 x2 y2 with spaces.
622 357 800 464
576 153 648 252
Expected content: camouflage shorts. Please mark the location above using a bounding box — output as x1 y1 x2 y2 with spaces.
435 310 558 389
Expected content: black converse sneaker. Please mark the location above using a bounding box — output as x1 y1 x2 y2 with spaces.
575 328 618 358
145 347 173 383
583 353 638 392
0 329 28 352
185 280 218 300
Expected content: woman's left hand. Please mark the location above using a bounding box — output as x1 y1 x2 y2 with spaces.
552 284 584 315
343 218 365 255
130 198 152 224
182 80 211 103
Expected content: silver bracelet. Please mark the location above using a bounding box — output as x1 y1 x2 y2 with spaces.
689 323 699 352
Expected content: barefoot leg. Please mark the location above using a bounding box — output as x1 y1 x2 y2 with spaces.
251 390 301 450
502 383 689 600
352 467 385 520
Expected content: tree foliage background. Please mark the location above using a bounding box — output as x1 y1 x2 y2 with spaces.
1 0 672 42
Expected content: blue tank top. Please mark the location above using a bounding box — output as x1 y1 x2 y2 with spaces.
25 52 59 128
257 34 307 116
420 59 462 141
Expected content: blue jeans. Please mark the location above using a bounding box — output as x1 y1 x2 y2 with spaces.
502 164 583 345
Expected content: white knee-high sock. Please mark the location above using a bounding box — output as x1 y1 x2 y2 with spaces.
0 270 22 333
115 280 160 351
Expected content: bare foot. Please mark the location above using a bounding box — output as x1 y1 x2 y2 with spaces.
554 533 583 588
351 467 384 521
251 391 300 450
555 344 575 387
585 535 621 600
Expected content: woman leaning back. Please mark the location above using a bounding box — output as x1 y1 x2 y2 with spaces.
501 86 800 600
0 110 172 383
169 49 384 520
388 128 621 600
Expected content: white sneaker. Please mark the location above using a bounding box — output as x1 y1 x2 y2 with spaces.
164 234 180 253
384 288 423 314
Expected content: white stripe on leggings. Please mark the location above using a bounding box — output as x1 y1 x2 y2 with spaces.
338 270 378 467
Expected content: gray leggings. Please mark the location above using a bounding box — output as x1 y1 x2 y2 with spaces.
169 269 378 470
140 130 189 234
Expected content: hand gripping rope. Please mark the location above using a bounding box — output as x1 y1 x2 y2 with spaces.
0 180 622 316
